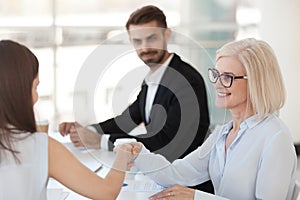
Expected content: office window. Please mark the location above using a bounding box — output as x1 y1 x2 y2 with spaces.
0 0 258 130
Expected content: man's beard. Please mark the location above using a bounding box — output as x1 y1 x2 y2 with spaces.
140 50 166 68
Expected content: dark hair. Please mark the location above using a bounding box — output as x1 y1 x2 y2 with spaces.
0 40 38 161
125 5 167 30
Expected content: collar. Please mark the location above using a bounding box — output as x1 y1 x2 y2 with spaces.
222 114 268 136
144 53 174 86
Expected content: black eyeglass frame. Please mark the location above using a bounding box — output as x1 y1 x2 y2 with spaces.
208 68 248 88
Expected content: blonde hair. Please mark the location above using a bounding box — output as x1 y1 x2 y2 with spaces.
216 38 286 118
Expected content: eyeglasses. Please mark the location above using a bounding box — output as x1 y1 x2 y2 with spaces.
208 68 247 88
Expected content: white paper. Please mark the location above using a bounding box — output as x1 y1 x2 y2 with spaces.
121 180 165 192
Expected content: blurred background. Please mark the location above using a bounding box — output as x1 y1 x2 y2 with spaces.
1 0 299 146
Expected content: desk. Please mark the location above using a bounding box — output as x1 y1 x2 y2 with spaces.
47 133 228 200
47 133 161 200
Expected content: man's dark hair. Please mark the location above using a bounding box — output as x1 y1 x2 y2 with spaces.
125 5 167 30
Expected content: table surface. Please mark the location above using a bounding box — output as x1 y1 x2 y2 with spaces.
47 132 227 200
47 132 163 200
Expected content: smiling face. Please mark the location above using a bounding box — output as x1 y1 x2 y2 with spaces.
128 21 170 69
214 56 251 114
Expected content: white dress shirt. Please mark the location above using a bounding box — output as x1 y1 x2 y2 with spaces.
95 54 174 150
144 54 173 123
134 113 297 200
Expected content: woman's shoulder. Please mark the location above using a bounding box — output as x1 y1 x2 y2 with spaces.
254 114 294 145
26 132 48 147
10 132 48 147
259 114 290 134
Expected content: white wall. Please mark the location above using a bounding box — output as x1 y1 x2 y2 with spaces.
257 0 300 143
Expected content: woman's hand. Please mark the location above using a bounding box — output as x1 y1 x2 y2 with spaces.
114 142 143 170
130 142 143 155
149 184 195 200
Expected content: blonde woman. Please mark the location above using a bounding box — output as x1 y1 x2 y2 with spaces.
124 38 297 200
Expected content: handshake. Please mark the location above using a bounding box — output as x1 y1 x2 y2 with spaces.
113 139 143 170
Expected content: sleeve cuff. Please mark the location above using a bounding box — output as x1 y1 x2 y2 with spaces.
101 134 110 150
134 145 151 167
194 190 229 200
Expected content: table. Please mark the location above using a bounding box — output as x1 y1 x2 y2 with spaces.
47 133 163 200
47 132 228 200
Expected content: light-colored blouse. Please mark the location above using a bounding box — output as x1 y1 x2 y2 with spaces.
0 132 48 200
134 114 297 200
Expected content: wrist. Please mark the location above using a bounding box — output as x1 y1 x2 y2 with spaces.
113 152 130 172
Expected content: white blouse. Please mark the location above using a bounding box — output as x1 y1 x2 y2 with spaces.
134 114 297 200
0 132 48 200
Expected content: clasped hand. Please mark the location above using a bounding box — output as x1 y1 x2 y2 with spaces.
114 143 195 200
113 142 142 170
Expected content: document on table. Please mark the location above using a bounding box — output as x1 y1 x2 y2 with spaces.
121 180 165 192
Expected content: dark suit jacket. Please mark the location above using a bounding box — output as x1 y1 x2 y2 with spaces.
92 53 210 161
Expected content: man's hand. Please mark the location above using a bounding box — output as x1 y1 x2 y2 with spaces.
60 122 101 149
59 122 75 136
149 184 195 200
